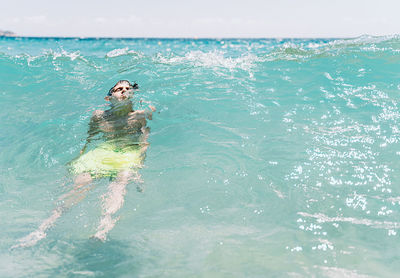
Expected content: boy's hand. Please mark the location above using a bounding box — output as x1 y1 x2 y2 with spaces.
146 105 156 120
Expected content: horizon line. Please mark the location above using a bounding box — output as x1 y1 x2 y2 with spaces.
1 33 398 40
0 35 381 40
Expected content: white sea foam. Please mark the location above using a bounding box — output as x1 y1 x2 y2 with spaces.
318 266 373 278
18 50 86 67
155 50 260 71
298 212 400 229
50 50 81 61
106 48 141 58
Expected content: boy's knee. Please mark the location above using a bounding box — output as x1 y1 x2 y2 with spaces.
117 170 132 182
74 173 92 186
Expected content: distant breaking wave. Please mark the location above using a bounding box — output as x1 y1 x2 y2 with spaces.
1 35 399 70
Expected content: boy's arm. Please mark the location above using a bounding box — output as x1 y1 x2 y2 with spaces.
144 105 156 120
80 110 102 155
133 105 156 120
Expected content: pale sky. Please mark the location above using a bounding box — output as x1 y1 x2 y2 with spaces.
1 0 399 38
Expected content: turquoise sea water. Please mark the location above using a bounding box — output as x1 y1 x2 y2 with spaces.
1 36 400 277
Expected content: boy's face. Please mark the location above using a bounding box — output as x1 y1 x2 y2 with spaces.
108 82 133 101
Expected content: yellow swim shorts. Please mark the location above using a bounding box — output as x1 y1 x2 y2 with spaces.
69 141 144 178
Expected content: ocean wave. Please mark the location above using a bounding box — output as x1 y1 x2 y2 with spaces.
0 50 87 66
0 50 102 73
264 35 400 61
23 49 88 63
1 35 399 68
154 50 260 71
330 34 400 48
105 47 142 58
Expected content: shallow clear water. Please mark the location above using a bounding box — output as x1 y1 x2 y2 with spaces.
1 36 400 277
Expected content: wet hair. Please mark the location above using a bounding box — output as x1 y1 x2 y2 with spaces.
107 80 139 96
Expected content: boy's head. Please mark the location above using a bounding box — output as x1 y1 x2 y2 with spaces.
105 80 139 101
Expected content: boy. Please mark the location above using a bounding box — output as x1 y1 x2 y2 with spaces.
14 80 155 247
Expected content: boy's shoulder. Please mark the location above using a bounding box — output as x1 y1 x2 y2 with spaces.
92 109 105 119
131 109 145 115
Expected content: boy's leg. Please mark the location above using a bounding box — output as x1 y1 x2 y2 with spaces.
93 170 141 240
60 173 93 208
12 173 92 248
